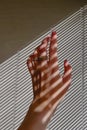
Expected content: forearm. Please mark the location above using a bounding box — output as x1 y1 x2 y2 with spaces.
18 108 47 130
17 110 31 130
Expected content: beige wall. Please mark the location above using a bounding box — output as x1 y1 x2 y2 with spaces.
0 0 87 63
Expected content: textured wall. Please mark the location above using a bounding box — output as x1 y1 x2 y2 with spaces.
1 5 87 130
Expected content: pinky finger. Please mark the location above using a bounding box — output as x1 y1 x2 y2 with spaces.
27 58 34 76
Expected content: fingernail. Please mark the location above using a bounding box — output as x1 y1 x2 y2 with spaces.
47 36 50 42
51 31 57 40
65 60 69 66
51 31 57 36
64 59 67 64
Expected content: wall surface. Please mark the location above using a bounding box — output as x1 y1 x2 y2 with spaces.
1 6 87 130
0 0 87 63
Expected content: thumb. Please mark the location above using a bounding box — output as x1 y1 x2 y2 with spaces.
62 59 72 85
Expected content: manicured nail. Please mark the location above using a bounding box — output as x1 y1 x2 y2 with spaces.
64 59 69 66
51 31 57 36
47 36 50 42
51 31 57 40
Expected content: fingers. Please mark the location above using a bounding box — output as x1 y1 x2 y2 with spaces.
49 31 58 62
32 50 42 99
37 37 50 71
27 56 34 76
39 32 59 93
36 37 50 93
49 32 59 83
27 52 40 99
27 55 36 99
33 50 38 69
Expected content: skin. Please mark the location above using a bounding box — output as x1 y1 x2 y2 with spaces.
18 31 72 130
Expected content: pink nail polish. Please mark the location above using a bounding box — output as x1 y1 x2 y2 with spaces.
65 61 69 66
64 59 67 64
51 31 57 36
47 37 50 42
51 31 57 40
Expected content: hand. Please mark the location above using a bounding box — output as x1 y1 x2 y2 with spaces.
26 31 72 130
20 31 72 130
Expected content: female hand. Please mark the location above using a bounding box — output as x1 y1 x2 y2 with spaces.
18 31 72 130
